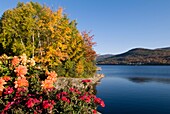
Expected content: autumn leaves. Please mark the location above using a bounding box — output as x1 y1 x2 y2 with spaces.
0 2 96 78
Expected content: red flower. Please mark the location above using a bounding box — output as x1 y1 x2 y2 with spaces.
75 89 81 94
26 98 34 108
69 87 75 92
85 97 91 103
61 96 67 101
79 95 87 100
80 95 91 103
69 88 81 94
94 97 105 107
42 100 50 109
34 111 38 114
89 94 96 99
82 79 91 83
61 91 68 96
4 86 14 95
61 97 70 103
94 98 102 104
56 93 61 99
93 109 97 114
51 100 55 105
100 100 105 107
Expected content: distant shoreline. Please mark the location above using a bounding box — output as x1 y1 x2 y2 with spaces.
97 64 170 66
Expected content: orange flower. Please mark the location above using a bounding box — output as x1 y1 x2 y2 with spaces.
0 78 7 91
14 65 28 77
11 56 20 66
41 79 54 89
46 71 57 82
3 76 11 81
47 77 57 82
14 77 29 88
48 71 57 78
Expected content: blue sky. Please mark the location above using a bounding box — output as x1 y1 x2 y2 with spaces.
1 0 170 54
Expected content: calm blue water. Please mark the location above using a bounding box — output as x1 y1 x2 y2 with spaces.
96 65 170 114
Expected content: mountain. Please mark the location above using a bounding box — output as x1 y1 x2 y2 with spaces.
96 54 113 62
97 47 170 65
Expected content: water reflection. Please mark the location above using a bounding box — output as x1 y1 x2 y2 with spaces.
127 77 170 84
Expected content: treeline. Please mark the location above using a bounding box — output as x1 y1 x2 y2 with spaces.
0 2 96 77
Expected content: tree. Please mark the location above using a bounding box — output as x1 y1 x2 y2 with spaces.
0 2 97 78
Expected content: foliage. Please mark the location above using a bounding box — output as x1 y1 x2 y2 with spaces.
0 2 97 78
0 54 105 114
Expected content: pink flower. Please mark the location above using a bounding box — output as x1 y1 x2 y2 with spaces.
17 87 27 93
14 65 28 77
26 98 40 108
12 56 20 66
34 98 40 104
42 100 54 110
4 86 14 95
4 102 14 111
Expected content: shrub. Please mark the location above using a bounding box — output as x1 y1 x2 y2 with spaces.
0 54 104 114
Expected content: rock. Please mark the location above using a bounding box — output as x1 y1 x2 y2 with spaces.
55 74 104 90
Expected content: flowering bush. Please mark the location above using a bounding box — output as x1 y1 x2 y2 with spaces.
0 54 104 114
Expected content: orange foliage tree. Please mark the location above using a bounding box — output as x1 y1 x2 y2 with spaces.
0 2 97 78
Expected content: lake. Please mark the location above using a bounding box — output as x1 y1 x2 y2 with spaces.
96 65 170 114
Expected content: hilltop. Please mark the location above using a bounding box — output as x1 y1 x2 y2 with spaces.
97 47 170 65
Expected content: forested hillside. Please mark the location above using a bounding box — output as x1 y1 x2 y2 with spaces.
97 48 170 65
